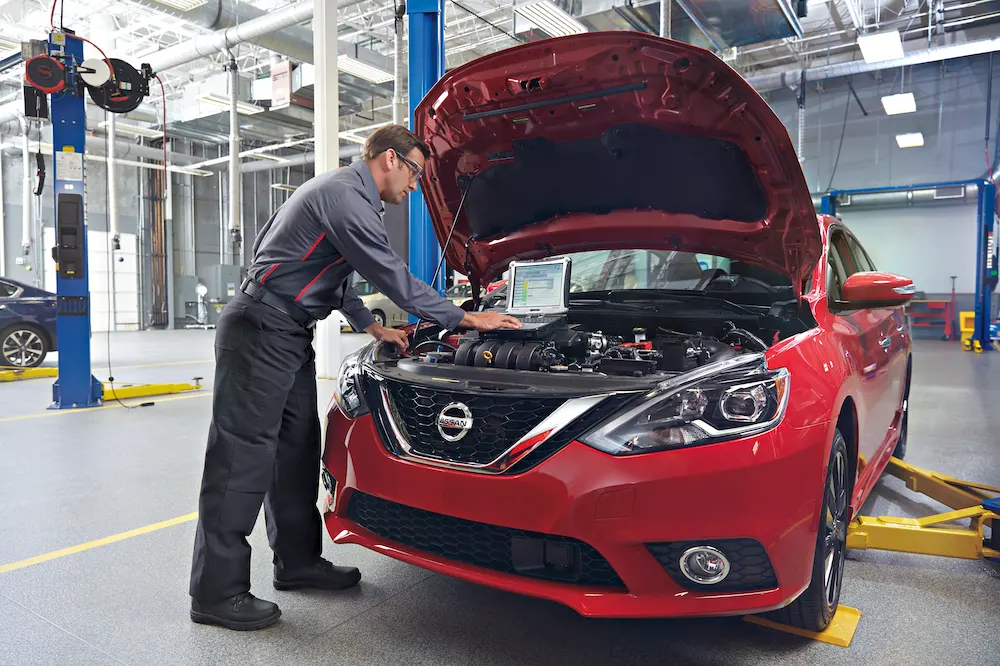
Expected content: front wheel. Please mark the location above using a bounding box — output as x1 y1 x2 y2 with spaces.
893 366 911 459
766 430 850 632
1 325 49 368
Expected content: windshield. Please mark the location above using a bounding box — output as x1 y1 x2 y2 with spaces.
565 249 789 293
480 249 792 310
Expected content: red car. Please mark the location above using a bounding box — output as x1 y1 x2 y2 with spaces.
322 32 914 632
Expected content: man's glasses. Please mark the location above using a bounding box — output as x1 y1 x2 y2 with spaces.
393 149 424 181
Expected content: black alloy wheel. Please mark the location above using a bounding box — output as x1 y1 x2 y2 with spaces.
1 326 48 368
764 430 850 632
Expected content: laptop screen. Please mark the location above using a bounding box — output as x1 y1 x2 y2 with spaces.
506 258 570 313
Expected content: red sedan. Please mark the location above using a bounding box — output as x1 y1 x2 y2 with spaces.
322 32 914 632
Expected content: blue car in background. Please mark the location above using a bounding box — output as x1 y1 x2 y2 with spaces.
0 277 58 367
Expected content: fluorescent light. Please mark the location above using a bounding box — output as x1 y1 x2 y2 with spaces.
881 92 916 115
339 134 367 145
271 183 298 192
198 93 264 115
514 0 586 37
858 29 904 64
337 55 393 84
895 132 924 148
148 0 208 10
0 37 20 51
99 120 163 138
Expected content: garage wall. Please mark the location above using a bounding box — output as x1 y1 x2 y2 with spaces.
837 201 980 294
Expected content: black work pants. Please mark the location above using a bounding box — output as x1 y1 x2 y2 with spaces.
189 294 323 603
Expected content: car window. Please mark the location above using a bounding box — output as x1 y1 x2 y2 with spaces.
827 231 852 302
0 281 19 298
847 235 876 272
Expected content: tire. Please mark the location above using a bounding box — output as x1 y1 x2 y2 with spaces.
372 310 386 327
1 324 49 368
893 365 911 459
766 430 850 632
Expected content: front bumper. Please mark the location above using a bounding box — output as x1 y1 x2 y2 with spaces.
323 407 831 619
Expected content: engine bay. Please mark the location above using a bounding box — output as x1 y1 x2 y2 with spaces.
406 317 774 378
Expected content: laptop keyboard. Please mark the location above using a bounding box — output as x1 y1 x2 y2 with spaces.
518 314 565 327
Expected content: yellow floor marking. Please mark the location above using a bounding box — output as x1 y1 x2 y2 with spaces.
0 512 199 575
0 391 212 423
105 359 214 370
744 605 862 648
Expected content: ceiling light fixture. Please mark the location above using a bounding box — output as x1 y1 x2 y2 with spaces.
198 93 265 115
514 0 586 37
337 55 394 84
98 120 164 138
895 132 924 148
881 92 916 115
858 29 904 64
271 183 298 192
147 0 208 10
0 37 20 52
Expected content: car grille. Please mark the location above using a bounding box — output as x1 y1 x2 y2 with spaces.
348 491 625 588
646 539 778 592
377 378 566 465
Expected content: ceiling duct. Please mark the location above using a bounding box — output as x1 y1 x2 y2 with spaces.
747 35 1000 92
810 186 978 209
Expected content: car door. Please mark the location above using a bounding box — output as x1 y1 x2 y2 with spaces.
827 228 891 472
845 233 909 449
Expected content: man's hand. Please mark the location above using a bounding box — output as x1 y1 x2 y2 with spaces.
459 311 522 331
365 322 409 353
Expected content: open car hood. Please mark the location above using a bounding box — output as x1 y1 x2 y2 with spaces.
415 32 820 294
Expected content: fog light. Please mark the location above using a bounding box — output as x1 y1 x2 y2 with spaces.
679 546 730 584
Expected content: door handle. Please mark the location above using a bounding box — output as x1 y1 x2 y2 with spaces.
879 337 892 350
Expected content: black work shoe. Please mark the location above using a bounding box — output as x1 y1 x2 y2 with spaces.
273 558 362 591
190 592 281 631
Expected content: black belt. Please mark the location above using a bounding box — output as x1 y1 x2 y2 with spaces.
240 279 316 329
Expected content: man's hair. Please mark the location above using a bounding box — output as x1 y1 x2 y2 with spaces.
362 124 431 162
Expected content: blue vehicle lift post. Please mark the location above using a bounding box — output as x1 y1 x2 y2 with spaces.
47 31 102 408
407 0 446 303
821 180 997 352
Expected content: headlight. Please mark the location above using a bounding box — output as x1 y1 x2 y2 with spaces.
332 346 371 419
580 358 789 455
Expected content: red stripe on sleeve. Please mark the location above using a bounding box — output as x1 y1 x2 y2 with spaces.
301 233 326 261
260 264 280 283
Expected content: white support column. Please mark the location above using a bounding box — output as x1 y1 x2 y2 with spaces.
660 0 670 39
165 140 176 330
313 0 342 380
228 54 242 265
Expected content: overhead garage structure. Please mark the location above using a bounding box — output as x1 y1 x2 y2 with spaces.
0 0 998 664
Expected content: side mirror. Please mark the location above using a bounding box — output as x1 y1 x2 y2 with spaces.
837 272 915 310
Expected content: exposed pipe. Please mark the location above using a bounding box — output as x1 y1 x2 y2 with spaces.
393 4 406 125
241 143 365 173
228 54 242 265
747 35 1000 92
19 115 30 257
145 1 314 75
660 0 670 38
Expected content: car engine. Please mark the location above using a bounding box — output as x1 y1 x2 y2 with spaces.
411 320 770 378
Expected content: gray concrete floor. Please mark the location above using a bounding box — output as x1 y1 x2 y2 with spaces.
0 332 998 665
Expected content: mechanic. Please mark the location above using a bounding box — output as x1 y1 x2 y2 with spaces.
189 124 521 631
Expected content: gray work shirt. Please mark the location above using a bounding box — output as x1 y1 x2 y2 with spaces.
247 161 465 331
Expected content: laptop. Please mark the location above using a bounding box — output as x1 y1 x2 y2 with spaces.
502 256 572 334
